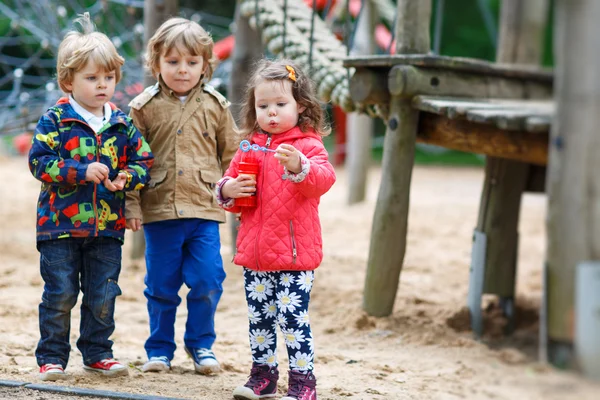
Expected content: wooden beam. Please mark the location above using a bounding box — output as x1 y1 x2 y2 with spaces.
545 0 600 368
418 113 548 166
388 65 551 99
344 54 553 82
363 0 432 317
348 68 390 104
474 0 549 334
346 0 377 205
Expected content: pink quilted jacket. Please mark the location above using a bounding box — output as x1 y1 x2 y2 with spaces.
219 126 336 272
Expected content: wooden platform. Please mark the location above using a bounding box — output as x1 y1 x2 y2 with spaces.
344 54 553 82
344 54 554 166
414 96 553 166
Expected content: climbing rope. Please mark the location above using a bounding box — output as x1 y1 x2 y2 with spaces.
240 0 361 113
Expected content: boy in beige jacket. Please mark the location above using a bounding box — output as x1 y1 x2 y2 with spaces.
125 17 238 375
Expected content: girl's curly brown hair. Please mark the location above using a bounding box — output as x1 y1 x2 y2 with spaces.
240 59 331 137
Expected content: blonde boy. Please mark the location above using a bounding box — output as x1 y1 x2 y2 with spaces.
126 17 238 375
28 13 153 381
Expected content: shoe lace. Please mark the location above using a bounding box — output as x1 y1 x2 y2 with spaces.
247 365 273 387
287 372 315 398
194 348 215 358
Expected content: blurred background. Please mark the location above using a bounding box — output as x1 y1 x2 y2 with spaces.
0 0 553 163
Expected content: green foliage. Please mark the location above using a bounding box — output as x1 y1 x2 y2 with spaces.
432 0 500 61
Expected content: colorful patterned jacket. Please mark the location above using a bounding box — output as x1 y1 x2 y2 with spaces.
28 98 154 242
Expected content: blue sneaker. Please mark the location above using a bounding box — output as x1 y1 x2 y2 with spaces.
142 356 171 373
184 347 221 375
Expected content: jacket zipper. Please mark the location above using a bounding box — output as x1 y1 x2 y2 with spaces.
64 118 101 236
254 133 272 270
289 220 297 264
94 134 101 236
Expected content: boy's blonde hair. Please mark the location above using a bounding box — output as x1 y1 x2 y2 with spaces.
56 12 125 94
146 17 216 82
240 59 331 137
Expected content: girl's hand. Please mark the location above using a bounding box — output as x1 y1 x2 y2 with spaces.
274 144 302 174
222 175 257 199
103 172 127 192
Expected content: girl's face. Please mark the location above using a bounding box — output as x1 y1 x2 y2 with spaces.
254 80 306 135
158 47 205 96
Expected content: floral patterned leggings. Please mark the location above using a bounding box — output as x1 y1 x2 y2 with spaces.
243 268 315 372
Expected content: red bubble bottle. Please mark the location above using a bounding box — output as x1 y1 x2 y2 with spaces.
236 150 259 207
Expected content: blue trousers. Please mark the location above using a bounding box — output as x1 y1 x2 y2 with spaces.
243 268 315 372
36 237 123 368
143 218 225 359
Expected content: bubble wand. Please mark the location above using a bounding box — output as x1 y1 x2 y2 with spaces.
239 139 276 153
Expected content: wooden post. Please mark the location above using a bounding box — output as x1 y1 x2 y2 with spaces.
131 0 179 260
346 0 376 205
473 0 548 333
227 0 262 253
545 0 600 368
363 0 432 316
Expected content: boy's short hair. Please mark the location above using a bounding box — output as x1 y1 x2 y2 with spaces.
146 17 216 82
56 13 125 94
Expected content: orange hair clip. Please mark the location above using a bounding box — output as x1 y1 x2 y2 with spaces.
285 65 297 82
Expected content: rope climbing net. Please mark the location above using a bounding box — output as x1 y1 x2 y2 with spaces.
0 0 232 139
241 0 357 112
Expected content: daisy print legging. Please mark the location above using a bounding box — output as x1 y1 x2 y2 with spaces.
243 268 315 372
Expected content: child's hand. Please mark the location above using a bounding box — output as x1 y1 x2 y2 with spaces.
103 172 127 192
222 175 256 199
274 144 302 174
85 162 109 184
126 218 142 231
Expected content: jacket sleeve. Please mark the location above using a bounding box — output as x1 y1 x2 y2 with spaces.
216 148 243 213
125 108 148 219
121 122 153 192
216 108 239 173
292 139 336 199
28 112 88 186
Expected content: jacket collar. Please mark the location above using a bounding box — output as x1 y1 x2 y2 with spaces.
53 97 129 128
251 126 321 147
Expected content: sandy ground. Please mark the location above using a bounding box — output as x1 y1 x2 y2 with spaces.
0 154 598 400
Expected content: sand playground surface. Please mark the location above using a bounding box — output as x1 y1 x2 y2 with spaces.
1 154 599 399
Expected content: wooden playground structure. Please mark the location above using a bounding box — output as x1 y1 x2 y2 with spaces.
340 0 597 373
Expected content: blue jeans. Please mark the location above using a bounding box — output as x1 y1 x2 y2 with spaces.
143 218 225 359
35 237 123 368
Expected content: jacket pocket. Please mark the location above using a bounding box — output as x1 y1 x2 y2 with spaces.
199 168 222 204
142 168 167 207
146 169 167 188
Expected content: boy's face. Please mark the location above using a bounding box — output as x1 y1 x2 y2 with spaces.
64 60 116 117
254 80 306 135
158 47 206 97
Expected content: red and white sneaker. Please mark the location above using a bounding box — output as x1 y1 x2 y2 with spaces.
83 358 128 377
40 363 66 381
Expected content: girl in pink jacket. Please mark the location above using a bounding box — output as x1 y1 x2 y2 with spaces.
217 59 335 400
